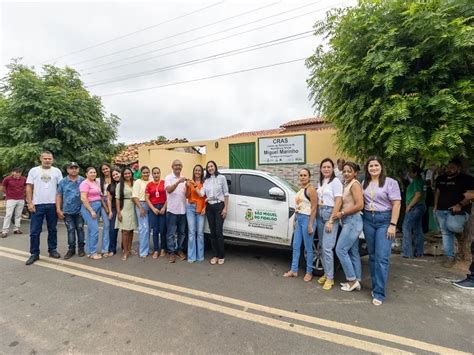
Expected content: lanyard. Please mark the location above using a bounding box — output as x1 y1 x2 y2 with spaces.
368 182 377 211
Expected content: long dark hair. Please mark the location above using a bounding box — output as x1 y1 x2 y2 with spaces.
319 158 336 185
363 156 386 189
204 160 220 180
99 163 111 194
192 164 205 183
119 167 134 210
110 168 121 187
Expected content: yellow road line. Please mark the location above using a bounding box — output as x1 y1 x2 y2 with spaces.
1 246 469 355
0 251 411 355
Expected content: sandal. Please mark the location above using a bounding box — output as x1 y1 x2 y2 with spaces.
210 257 218 265
121 253 129 261
89 254 102 260
372 298 383 306
303 273 313 282
217 258 225 265
283 271 298 278
102 252 114 258
152 251 159 259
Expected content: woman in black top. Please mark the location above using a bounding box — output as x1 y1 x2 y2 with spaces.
107 168 121 255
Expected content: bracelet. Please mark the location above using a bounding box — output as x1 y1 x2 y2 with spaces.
389 222 397 227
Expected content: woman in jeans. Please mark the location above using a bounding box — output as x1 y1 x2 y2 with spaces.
283 168 317 282
185 165 206 263
132 166 151 258
98 163 112 257
316 158 343 290
115 167 137 261
79 167 103 260
362 156 401 306
145 167 167 259
334 162 364 291
402 165 426 258
107 168 121 255
198 161 229 265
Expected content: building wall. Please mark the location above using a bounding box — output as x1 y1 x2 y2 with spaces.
138 146 205 178
138 127 343 182
206 128 340 166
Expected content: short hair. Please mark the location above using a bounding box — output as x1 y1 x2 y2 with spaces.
12 167 22 173
448 158 462 168
40 151 53 157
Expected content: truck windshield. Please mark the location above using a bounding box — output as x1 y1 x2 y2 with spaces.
269 174 299 193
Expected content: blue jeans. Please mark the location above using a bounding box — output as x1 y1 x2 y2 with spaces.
100 205 110 254
363 210 392 302
135 202 150 257
291 213 316 274
166 212 186 255
81 201 102 256
64 213 85 250
29 203 58 256
336 214 363 281
435 210 469 258
402 203 426 257
186 204 205 262
317 206 339 279
109 208 119 253
148 204 167 252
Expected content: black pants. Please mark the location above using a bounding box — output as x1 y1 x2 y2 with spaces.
469 241 474 281
206 202 225 259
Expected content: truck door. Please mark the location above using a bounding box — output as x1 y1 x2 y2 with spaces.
233 174 289 245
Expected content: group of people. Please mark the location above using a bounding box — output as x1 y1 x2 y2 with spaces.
283 156 473 305
1 152 473 305
2 152 229 268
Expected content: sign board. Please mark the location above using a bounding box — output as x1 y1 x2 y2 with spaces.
258 134 306 165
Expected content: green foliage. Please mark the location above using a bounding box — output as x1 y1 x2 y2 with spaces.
0 61 120 176
306 0 473 170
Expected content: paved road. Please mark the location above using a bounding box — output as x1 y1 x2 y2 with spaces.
0 216 473 354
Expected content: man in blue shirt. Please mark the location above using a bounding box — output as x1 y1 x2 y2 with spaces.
56 162 85 259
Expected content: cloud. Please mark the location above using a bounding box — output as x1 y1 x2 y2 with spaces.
1 0 353 144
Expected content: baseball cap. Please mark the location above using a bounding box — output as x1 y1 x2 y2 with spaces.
67 162 80 168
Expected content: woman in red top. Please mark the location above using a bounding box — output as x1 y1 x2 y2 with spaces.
185 165 206 263
145 167 167 259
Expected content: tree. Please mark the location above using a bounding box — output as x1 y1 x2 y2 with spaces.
0 61 120 176
306 0 473 169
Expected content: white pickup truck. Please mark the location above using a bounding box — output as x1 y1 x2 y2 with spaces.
204 169 367 275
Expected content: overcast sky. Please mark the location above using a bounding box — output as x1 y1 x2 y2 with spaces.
1 0 354 144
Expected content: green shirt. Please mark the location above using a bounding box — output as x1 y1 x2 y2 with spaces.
133 170 141 180
406 177 425 205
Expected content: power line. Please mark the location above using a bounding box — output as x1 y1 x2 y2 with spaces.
70 1 282 67
80 0 343 74
86 31 313 87
98 57 306 97
41 1 225 64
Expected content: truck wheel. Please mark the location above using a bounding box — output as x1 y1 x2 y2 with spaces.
304 241 324 276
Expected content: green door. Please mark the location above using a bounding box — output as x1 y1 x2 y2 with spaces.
229 143 256 169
